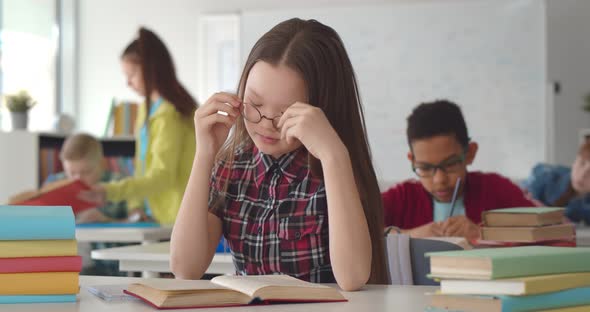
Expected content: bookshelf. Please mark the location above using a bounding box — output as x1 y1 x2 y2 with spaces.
0 131 135 204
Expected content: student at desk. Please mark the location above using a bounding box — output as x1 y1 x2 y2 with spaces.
80 27 197 226
382 100 536 240
524 141 590 225
171 18 388 290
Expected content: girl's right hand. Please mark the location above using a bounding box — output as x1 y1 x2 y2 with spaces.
194 92 241 159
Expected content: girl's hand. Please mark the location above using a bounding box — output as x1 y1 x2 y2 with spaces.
277 102 346 161
78 184 107 207
194 92 241 159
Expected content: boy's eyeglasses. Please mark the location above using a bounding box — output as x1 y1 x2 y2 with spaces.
242 102 283 129
412 154 466 178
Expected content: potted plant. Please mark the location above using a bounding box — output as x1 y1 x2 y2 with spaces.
4 90 35 130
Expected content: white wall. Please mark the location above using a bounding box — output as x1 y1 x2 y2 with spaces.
77 0 201 136
547 0 590 166
241 0 547 182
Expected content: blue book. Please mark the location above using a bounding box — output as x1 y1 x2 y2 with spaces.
0 206 75 240
0 294 76 304
431 286 590 311
76 222 159 228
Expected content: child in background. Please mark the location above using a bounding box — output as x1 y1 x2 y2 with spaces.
44 133 128 276
524 141 590 224
171 18 387 290
382 100 536 240
45 133 128 223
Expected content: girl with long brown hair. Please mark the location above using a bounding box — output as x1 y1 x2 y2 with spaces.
171 18 387 290
81 27 197 226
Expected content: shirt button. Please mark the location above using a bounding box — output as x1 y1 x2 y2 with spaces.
295 231 301 239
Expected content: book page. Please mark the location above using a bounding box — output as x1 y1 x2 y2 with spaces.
138 279 228 292
211 275 329 298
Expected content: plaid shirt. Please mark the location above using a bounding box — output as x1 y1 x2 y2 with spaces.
209 146 335 283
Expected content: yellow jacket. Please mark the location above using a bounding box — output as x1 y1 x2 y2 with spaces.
104 100 195 225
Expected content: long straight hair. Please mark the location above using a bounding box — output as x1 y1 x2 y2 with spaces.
122 27 198 117
217 18 387 284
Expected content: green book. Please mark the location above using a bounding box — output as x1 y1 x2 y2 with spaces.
427 246 590 280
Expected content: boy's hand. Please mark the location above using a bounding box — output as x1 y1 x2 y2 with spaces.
440 216 481 240
78 184 106 207
405 222 443 238
76 208 110 224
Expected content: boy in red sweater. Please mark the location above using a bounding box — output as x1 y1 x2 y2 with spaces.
382 100 536 239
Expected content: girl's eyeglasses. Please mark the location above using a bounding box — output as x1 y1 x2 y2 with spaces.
242 102 283 129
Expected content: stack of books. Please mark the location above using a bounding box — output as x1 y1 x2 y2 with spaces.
477 207 575 247
0 206 81 303
425 246 590 311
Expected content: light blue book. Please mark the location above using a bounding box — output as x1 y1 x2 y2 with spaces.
0 294 76 304
0 206 75 240
431 286 590 311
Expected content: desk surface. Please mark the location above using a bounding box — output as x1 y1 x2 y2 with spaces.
91 242 234 275
1 275 436 312
75 227 172 243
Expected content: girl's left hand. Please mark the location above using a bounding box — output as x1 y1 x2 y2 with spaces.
78 184 107 207
277 102 346 161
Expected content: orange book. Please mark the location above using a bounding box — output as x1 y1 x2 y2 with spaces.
9 179 95 215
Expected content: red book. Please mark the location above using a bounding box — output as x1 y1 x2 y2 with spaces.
0 256 82 273
10 179 96 215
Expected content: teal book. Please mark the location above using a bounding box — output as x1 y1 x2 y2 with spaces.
0 206 75 240
0 294 76 304
427 246 590 280
430 286 590 312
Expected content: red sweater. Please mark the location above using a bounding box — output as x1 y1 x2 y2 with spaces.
382 171 536 228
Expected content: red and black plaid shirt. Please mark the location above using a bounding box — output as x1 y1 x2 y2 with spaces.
209 146 335 283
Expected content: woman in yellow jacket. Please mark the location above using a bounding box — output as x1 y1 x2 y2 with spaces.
82 27 197 225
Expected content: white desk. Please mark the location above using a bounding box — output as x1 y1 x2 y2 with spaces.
577 227 590 247
76 227 172 244
91 242 235 275
0 275 436 312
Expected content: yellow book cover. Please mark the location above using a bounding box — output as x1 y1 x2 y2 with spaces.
441 272 590 296
0 240 77 258
0 272 79 295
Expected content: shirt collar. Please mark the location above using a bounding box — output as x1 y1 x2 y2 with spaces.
254 146 307 187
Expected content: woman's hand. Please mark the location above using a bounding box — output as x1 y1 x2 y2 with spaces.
76 208 110 224
277 102 346 161
194 92 241 160
78 184 107 207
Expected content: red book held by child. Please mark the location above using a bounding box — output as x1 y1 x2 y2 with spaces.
9 179 96 215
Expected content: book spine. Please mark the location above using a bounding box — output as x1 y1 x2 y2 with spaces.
0 272 79 295
0 294 77 304
494 252 590 279
0 256 82 273
0 216 75 241
504 286 590 311
0 240 77 258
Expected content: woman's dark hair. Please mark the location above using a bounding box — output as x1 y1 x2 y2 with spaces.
122 27 198 116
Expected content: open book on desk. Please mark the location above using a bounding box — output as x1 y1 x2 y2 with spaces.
9 179 94 215
124 274 347 309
